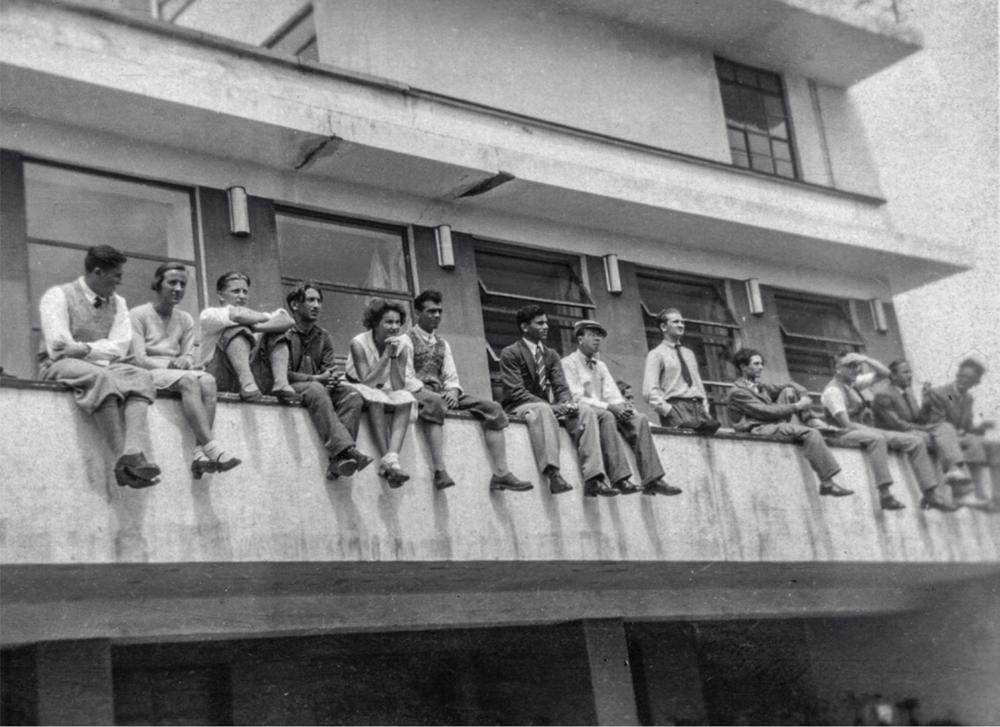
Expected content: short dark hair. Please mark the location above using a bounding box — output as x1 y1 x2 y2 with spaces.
151 262 187 292
363 297 407 330
413 289 443 312
733 348 764 371
84 245 127 273
657 307 682 324
286 282 323 309
216 271 251 293
516 304 546 329
958 357 986 380
888 359 910 375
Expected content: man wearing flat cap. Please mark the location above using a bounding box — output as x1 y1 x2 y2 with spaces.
822 351 955 512
563 320 681 496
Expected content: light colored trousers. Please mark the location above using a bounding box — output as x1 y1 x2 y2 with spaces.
834 426 937 490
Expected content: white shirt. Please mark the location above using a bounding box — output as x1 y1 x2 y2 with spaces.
197 305 238 367
39 277 131 365
821 372 877 418
402 326 462 393
560 349 624 410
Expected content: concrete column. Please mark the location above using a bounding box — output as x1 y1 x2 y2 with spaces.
580 619 640 726
35 639 114 726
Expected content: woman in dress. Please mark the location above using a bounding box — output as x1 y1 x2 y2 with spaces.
130 263 241 478
346 298 416 487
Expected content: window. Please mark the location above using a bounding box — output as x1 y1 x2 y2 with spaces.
637 271 740 424
775 293 864 392
275 209 412 355
475 243 594 399
262 4 318 62
716 57 797 179
22 160 200 361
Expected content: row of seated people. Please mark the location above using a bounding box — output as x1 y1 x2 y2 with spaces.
37 246 997 514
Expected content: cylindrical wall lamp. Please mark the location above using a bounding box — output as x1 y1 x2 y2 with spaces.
603 254 622 295
227 186 251 237
435 225 455 270
870 298 889 333
745 278 764 316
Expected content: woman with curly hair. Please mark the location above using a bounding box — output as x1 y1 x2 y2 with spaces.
346 298 417 486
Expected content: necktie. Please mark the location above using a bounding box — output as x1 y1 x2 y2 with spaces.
675 344 693 387
903 389 917 420
535 345 549 398
585 358 596 370
93 295 108 308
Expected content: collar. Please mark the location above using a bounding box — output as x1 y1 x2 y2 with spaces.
292 323 321 338
412 325 437 344
77 276 107 305
661 338 683 350
573 349 599 369
522 338 542 355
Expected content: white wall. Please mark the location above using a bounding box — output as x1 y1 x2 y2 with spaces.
854 0 1000 418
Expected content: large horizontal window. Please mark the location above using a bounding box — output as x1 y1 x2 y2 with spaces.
475 243 594 400
21 160 201 363
775 293 864 393
638 271 740 424
276 209 412 355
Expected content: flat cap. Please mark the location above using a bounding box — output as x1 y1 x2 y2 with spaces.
573 319 608 337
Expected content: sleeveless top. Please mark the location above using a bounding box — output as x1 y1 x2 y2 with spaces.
407 330 447 392
38 280 119 367
824 376 873 425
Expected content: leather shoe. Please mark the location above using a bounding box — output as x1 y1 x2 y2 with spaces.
584 476 619 498
115 457 160 489
327 454 358 480
613 478 640 495
272 387 303 406
548 471 573 494
343 447 373 473
819 482 854 497
380 463 410 489
434 469 456 491
921 492 958 512
880 494 906 511
489 472 533 492
642 479 682 496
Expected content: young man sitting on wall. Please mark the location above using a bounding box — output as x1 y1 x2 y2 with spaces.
197 271 298 403
38 245 161 489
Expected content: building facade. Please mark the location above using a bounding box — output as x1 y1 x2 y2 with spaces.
1 1 997 724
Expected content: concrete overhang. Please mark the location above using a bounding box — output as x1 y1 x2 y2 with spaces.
0 0 961 293
558 0 923 87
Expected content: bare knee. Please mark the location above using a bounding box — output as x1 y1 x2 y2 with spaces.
199 375 217 398
176 375 199 395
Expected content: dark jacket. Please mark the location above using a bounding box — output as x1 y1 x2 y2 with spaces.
499 339 571 412
726 379 806 432
871 379 921 431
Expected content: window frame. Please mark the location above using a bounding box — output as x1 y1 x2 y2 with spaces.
715 56 800 181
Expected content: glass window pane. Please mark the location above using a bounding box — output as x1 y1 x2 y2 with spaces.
747 133 771 156
720 84 742 119
736 66 757 86
276 214 409 293
763 95 787 118
775 160 796 178
772 140 792 161
751 155 775 174
727 128 747 152
732 151 750 168
716 59 734 80
637 275 734 325
758 73 780 93
767 118 788 139
737 88 768 132
24 163 194 261
476 250 586 304
776 295 862 342
27 243 199 331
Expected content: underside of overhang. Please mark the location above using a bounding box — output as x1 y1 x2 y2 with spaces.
0 64 965 293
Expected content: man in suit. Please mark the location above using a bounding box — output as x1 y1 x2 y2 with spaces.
499 305 618 497
727 348 853 498
872 360 980 501
920 356 999 510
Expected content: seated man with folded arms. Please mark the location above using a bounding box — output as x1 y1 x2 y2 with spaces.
643 308 721 434
198 271 298 404
871 360 986 508
252 283 373 481
401 290 532 492
822 351 955 512
562 320 681 496
727 348 852 498
130 263 241 479
499 305 618 498
39 245 161 489
920 356 1000 510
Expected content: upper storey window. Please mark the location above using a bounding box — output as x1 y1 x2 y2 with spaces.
716 58 797 180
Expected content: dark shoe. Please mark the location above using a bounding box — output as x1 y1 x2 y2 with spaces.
613 478 641 495
880 494 906 511
695 419 722 435
272 387 303 405
921 492 958 512
434 469 456 491
116 453 161 482
115 457 160 489
819 482 854 497
548 471 573 495
343 447 374 473
642 479 682 496
489 472 534 492
380 463 410 489
584 476 619 498
239 384 263 402
191 457 213 480
327 454 358 480
213 453 241 473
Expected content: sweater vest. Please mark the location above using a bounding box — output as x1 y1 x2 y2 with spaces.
408 330 447 393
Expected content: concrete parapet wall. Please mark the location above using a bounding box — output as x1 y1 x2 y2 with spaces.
2 385 998 567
